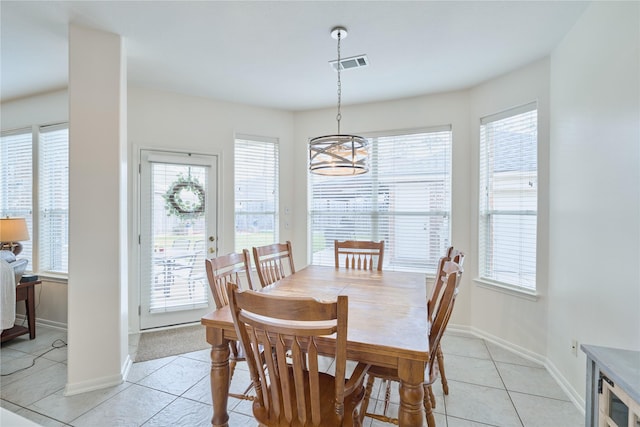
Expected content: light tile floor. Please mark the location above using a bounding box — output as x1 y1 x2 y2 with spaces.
1 326 584 427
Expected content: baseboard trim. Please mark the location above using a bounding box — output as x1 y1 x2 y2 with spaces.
121 354 133 382
545 358 586 413
35 318 68 330
64 371 125 397
13 314 68 331
465 325 546 366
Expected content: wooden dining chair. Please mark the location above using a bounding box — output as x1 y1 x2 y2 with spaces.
359 261 464 427
334 240 384 271
432 249 465 396
204 250 255 401
252 241 295 287
227 283 370 426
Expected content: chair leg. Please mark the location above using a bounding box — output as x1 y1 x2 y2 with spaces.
429 384 436 409
383 379 392 415
352 404 363 427
228 358 237 386
437 343 449 395
423 384 436 427
359 375 375 424
227 358 255 401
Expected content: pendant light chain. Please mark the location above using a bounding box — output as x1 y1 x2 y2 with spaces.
336 30 342 134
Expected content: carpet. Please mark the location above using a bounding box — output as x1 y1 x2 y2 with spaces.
133 324 209 362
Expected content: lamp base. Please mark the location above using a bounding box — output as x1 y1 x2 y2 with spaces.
0 241 23 256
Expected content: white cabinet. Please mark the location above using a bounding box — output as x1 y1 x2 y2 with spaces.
582 345 640 427
599 373 640 427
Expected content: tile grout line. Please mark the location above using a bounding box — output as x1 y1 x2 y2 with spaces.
483 338 526 427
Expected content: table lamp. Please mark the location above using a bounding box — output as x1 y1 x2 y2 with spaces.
0 217 30 255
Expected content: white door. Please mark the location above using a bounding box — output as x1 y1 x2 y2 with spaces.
139 150 217 329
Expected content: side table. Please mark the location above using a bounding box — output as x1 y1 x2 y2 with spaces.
1 280 42 343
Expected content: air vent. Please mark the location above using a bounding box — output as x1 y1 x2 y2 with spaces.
329 54 369 71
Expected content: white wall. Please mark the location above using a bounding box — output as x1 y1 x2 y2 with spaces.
0 90 68 129
467 58 551 358
548 0 640 404
127 87 295 332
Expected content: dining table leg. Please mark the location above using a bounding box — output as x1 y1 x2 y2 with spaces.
207 327 230 427
397 358 426 426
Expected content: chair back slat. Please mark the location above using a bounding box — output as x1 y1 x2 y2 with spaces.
228 283 348 426
428 255 449 318
205 250 253 309
334 240 385 271
253 241 295 287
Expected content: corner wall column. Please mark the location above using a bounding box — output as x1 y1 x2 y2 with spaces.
66 25 129 394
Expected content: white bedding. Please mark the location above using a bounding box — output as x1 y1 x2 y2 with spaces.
1 259 16 330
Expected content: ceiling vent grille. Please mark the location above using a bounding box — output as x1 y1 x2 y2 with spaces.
329 54 369 71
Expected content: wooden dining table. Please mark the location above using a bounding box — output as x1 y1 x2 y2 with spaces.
200 264 430 426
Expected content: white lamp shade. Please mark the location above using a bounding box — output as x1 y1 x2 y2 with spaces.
0 218 30 242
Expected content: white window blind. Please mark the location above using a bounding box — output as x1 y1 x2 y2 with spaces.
0 128 34 264
309 127 452 273
479 103 537 290
39 124 69 274
234 135 279 253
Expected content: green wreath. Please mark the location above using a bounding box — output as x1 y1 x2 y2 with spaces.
163 175 205 220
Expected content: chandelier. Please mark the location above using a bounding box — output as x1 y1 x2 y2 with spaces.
309 27 369 176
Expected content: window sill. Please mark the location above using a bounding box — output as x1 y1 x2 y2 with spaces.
473 278 539 301
34 273 68 284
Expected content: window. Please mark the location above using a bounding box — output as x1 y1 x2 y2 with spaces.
234 135 279 252
0 129 33 261
309 127 452 273
39 125 69 273
479 103 537 291
0 123 69 275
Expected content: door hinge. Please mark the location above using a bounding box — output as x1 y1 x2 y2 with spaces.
138 235 141 245
138 305 141 316
598 373 614 394
138 163 141 174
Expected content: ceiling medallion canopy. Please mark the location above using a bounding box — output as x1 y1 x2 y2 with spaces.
309 27 369 176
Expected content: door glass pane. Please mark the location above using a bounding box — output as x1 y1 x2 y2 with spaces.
609 390 629 427
148 163 208 313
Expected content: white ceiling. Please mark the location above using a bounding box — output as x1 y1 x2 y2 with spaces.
1 1 589 111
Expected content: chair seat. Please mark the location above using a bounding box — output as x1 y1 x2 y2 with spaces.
365 364 441 395
365 365 400 381
253 367 365 427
